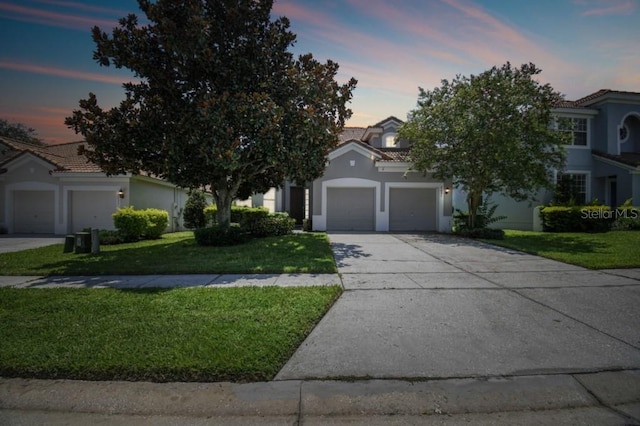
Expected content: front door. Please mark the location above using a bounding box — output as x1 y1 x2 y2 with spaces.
289 186 305 225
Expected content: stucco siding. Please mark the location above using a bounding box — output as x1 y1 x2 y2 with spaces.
129 177 191 232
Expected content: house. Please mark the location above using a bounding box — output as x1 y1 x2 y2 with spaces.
243 116 453 232
468 89 640 230
0 137 194 234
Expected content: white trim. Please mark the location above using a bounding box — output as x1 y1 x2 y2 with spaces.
4 152 58 173
618 111 640 155
328 142 381 161
592 153 639 172
5 181 60 234
313 178 381 231
561 170 592 203
384 182 446 232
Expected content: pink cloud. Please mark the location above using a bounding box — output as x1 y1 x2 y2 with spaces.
0 2 117 31
0 110 78 144
0 60 136 85
32 0 130 17
578 0 636 16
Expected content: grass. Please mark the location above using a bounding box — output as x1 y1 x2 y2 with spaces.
0 285 342 382
0 232 337 275
483 230 640 269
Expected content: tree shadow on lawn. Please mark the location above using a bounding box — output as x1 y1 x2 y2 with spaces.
487 233 611 256
36 234 334 275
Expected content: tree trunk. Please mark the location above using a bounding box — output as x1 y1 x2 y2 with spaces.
467 191 482 230
214 187 234 229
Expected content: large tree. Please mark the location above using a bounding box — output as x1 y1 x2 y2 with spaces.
398 62 568 229
0 119 43 145
65 0 356 227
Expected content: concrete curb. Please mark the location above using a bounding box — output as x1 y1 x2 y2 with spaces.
1 371 638 423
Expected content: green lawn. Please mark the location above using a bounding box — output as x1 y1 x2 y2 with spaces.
484 230 640 269
0 232 337 275
0 286 342 382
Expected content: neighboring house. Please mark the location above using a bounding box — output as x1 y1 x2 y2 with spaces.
0 137 194 234
245 116 453 232
466 89 640 230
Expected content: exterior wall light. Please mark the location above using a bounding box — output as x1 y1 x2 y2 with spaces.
118 188 125 199
444 187 450 194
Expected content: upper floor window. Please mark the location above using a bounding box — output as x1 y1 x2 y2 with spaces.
383 133 397 148
557 117 587 146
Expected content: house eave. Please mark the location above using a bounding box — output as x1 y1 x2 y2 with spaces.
592 153 639 172
553 107 599 116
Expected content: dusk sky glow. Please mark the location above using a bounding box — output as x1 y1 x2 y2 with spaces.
1 0 638 144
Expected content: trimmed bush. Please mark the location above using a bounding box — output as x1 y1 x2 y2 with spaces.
98 229 125 245
540 205 613 233
238 208 270 234
193 224 247 246
143 208 169 239
113 207 148 242
249 213 295 237
204 205 218 226
183 191 207 229
456 227 505 240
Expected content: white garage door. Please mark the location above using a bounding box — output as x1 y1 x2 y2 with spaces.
389 188 437 231
70 191 118 232
13 190 55 234
326 187 375 231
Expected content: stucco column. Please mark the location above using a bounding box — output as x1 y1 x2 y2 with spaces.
631 172 640 207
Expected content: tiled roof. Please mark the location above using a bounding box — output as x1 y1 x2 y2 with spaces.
378 148 411 162
0 137 102 173
556 89 640 109
592 150 640 168
338 127 366 144
372 115 404 127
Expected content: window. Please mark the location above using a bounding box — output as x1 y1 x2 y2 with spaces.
620 125 629 142
556 173 588 205
383 133 397 148
557 117 587 146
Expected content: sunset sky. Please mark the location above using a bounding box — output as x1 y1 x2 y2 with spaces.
0 0 638 144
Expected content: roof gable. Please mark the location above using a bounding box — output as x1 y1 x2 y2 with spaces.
329 140 382 161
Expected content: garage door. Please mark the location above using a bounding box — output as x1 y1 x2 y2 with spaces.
70 191 118 232
13 190 55 234
326 187 375 231
389 188 437 231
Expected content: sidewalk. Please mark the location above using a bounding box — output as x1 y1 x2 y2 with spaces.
1 370 639 424
0 273 342 289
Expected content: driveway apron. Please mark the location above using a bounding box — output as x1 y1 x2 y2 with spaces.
276 233 640 380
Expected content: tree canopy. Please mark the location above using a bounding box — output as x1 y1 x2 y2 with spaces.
0 119 43 145
65 0 357 226
398 62 568 228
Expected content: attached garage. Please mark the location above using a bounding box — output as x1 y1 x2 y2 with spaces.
13 190 55 234
70 191 118 232
389 187 437 231
326 187 375 231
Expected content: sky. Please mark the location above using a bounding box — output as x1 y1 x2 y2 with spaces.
0 0 638 144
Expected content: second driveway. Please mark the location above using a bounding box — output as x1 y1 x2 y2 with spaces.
276 233 640 380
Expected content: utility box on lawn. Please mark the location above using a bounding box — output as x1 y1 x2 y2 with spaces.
74 232 91 254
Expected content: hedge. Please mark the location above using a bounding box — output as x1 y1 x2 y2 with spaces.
194 224 247 246
540 205 613 233
112 207 169 241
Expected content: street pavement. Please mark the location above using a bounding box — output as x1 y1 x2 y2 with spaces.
1 232 639 424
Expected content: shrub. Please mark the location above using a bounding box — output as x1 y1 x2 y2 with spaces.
98 229 125 245
238 207 270 234
113 207 148 242
183 190 208 229
143 208 169 239
204 205 218 226
249 213 295 237
540 205 613 233
193 224 247 246
612 199 640 231
456 227 505 240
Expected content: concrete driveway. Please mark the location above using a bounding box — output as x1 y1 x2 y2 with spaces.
0 235 64 254
276 233 640 380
